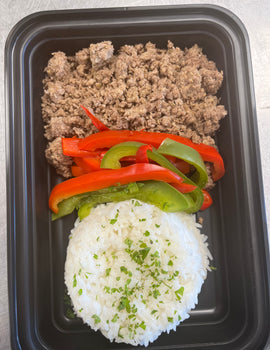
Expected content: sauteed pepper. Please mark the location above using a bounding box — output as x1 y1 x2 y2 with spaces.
52 181 192 221
100 141 205 213
49 163 196 214
75 129 224 181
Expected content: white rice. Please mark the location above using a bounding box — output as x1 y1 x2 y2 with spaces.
65 200 211 346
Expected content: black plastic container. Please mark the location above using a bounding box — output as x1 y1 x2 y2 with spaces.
5 5 270 350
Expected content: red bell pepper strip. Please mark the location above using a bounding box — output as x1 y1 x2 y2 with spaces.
136 145 153 164
62 137 105 158
200 190 213 210
49 163 196 213
71 165 85 177
74 157 101 172
77 130 224 181
165 156 190 174
80 105 109 132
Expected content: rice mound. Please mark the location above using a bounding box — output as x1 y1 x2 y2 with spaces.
65 200 211 346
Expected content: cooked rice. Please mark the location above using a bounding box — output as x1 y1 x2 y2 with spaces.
65 200 211 346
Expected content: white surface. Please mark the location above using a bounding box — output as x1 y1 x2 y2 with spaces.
0 1 269 349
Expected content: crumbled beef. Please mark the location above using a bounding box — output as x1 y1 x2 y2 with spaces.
42 40 227 185
45 137 72 178
89 41 114 67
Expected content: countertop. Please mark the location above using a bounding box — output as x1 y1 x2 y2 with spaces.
0 1 269 349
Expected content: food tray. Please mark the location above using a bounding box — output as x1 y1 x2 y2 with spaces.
5 5 270 350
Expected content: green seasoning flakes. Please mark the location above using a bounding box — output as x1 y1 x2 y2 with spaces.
111 314 119 323
144 230 150 237
168 260 173 266
151 310 158 315
93 254 98 260
73 274 77 287
120 266 128 274
124 237 133 248
118 326 124 339
78 289 83 295
110 210 119 225
175 287 184 301
167 317 174 323
92 314 101 324
106 268 111 276
118 296 131 312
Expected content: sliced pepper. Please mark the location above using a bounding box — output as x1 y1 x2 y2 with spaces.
136 144 153 164
49 163 195 214
157 138 208 189
71 165 85 177
80 105 109 131
77 129 225 181
73 157 101 172
52 181 193 221
200 190 213 210
100 141 203 213
62 137 105 158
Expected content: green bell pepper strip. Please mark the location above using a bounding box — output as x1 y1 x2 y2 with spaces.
157 138 208 189
52 181 191 221
100 141 203 213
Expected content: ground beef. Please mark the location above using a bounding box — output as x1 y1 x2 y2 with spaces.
41 40 227 185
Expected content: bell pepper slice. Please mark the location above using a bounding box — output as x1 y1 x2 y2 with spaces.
62 137 105 158
73 157 101 172
71 165 85 177
52 181 193 221
77 129 224 181
80 105 109 131
136 144 153 164
49 163 195 214
78 181 191 220
100 141 203 213
157 138 208 189
200 190 213 210
166 156 190 174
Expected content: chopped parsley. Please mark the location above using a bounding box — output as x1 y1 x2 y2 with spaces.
110 210 119 225
92 314 101 324
106 268 111 276
175 287 184 301
167 317 174 323
78 289 83 296
124 237 133 248
144 230 150 237
73 274 77 287
168 260 173 266
120 266 128 274
111 314 119 323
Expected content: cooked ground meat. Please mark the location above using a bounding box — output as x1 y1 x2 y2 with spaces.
41 41 227 184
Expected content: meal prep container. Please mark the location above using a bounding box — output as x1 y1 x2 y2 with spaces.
5 5 270 350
